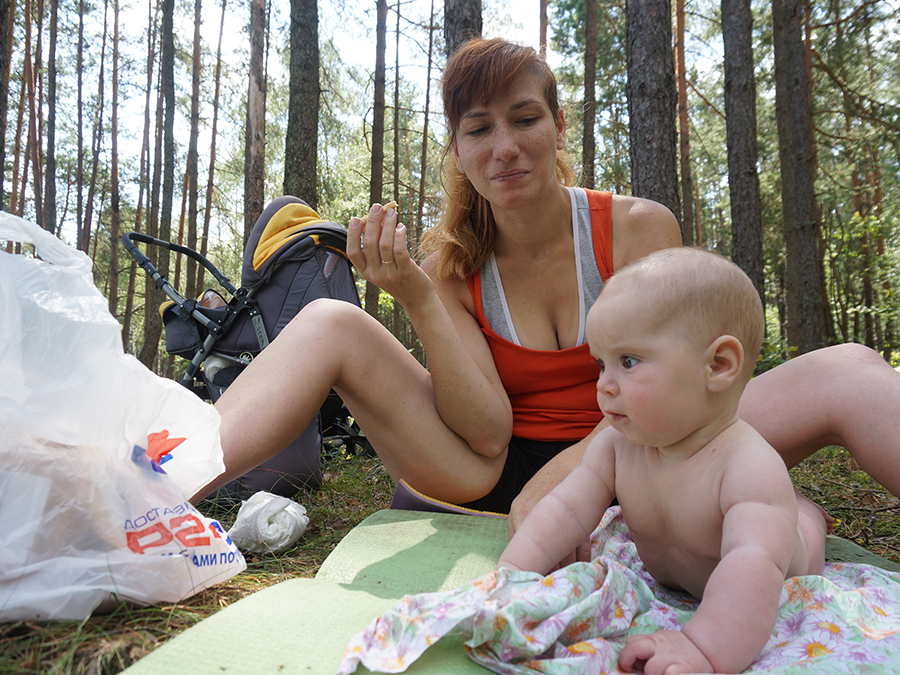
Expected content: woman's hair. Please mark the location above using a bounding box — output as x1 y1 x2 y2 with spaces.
420 38 576 280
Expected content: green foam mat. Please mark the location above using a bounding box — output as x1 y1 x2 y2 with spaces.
122 510 898 674
316 509 509 592
122 510 508 675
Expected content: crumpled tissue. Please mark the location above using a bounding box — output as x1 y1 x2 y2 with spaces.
226 491 309 554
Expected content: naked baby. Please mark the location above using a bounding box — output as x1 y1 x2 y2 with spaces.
499 247 829 675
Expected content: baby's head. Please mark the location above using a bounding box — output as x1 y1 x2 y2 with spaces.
594 247 764 383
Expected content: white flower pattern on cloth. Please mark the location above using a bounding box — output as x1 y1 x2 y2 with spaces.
337 508 900 675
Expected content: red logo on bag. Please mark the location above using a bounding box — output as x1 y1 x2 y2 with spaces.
126 513 214 554
146 430 186 464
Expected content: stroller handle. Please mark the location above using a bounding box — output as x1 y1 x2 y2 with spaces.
122 232 239 296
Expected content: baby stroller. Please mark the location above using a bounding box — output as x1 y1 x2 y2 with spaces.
123 196 371 504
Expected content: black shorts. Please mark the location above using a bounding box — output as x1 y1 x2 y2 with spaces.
458 436 573 514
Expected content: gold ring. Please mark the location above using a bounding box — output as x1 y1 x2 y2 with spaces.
381 260 394 264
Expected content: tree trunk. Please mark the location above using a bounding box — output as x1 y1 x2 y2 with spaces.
244 0 267 244
9 20 25 217
44 0 57 233
444 0 481 56
199 0 227 293
391 0 403 342
0 0 12 210
582 0 597 190
771 0 801 350
393 1 401 206
76 0 84 249
123 0 157 352
23 0 44 228
722 0 764 305
775 0 829 354
625 0 680 222
284 0 319 207
109 0 121 331
82 0 108 254
415 0 435 256
184 0 202 300
364 0 388 319
539 0 548 57
139 0 175 370
675 0 693 246
413 0 435 365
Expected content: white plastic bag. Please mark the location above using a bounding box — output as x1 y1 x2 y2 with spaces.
227 491 309 554
0 212 246 621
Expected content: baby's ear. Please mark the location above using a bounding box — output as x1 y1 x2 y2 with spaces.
705 335 743 392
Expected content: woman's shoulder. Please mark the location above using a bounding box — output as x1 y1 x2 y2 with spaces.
422 253 476 314
609 195 682 271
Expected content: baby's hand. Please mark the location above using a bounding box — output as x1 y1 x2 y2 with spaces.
618 630 714 675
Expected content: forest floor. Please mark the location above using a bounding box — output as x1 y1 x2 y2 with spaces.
0 445 897 674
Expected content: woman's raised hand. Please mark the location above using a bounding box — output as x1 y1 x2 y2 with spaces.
347 202 433 310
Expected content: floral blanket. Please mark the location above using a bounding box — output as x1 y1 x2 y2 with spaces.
337 507 900 675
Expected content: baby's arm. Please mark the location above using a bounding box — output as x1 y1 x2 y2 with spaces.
498 430 616 573
622 451 799 674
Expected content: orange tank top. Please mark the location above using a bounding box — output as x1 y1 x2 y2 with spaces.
467 189 615 442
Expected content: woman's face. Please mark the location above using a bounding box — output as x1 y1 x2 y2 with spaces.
451 71 566 214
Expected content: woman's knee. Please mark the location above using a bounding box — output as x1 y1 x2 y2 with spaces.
288 297 370 334
802 343 891 378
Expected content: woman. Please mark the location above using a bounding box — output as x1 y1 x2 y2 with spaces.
201 38 900 531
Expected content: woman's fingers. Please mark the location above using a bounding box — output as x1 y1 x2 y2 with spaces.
347 215 365 269
393 222 408 263
361 203 384 263
349 202 404 272
378 205 398 264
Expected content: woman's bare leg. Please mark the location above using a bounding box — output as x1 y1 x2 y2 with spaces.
193 299 505 504
739 343 900 495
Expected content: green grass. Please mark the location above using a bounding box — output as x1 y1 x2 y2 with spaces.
791 446 900 561
1 446 897 674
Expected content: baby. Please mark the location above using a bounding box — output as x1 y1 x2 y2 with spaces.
499 247 828 675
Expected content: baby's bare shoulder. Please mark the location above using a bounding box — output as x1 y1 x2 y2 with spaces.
719 424 797 509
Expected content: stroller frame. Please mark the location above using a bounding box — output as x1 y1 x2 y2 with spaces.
123 231 265 396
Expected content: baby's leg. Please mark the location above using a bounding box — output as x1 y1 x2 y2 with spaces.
795 490 831 575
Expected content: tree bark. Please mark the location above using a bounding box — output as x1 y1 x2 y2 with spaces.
393 0 401 206
44 0 57 232
9 17 26 217
76 0 84 248
771 0 801 349
0 0 13 210
675 0 693 246
23 0 44 228
82 0 108 254
415 0 435 258
139 0 175 370
774 0 830 354
244 0 267 244
582 0 598 189
539 0 548 57
199 0 228 293
625 0 680 222
109 0 121 331
365 0 388 319
185 0 202 300
444 0 481 56
722 0 764 305
284 0 319 207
